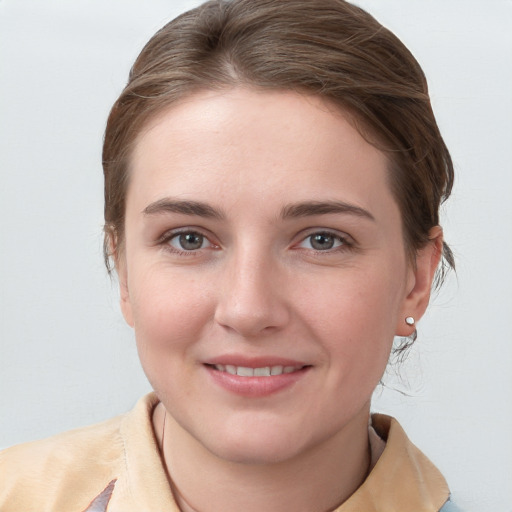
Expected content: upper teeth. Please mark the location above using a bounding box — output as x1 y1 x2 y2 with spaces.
213 364 301 377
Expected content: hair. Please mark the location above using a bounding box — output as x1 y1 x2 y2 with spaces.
103 0 454 291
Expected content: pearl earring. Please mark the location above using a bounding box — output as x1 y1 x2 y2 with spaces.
405 316 415 326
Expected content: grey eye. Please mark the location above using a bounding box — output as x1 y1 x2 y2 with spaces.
300 232 344 251
170 232 208 251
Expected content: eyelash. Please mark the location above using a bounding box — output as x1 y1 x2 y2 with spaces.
157 228 354 256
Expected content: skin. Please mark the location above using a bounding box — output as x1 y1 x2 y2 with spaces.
117 88 442 512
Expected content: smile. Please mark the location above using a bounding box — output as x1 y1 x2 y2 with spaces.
205 361 311 397
212 364 304 377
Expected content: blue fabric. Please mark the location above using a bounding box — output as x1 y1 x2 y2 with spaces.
440 499 464 511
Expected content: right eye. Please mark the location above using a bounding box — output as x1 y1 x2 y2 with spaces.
168 231 212 251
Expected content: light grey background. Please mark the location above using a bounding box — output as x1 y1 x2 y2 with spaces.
1 1 511 510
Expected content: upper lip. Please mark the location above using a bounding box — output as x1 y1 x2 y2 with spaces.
204 355 309 368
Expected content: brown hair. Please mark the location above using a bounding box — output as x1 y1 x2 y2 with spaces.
103 0 454 283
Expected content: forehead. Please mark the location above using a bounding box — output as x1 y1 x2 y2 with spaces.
128 88 393 206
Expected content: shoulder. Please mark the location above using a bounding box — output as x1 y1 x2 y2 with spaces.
0 414 124 512
0 393 161 512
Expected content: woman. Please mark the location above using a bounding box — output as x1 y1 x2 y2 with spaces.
0 0 461 510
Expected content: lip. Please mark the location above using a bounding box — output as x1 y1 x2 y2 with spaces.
203 355 311 398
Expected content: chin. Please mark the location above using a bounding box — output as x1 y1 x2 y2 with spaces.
197 415 321 466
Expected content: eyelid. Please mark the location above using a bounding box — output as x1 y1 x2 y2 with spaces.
157 226 214 243
297 227 354 243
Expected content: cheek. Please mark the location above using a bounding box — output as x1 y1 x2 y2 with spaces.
128 268 216 398
300 267 404 369
128 265 214 353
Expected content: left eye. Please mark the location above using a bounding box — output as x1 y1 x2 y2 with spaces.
299 232 345 251
168 232 211 251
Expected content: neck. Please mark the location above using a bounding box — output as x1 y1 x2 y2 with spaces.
153 403 371 512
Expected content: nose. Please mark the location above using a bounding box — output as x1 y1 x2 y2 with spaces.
214 250 290 338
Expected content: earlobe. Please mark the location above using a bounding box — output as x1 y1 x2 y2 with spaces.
395 226 443 337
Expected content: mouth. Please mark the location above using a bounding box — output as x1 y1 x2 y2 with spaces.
204 357 312 396
207 364 307 377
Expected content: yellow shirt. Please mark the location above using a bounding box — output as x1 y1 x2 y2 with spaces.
0 393 450 511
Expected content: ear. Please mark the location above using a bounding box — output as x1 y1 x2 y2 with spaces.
395 226 443 336
110 234 134 328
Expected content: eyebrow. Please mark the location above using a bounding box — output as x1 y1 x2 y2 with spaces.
142 198 374 222
281 201 375 221
143 198 225 220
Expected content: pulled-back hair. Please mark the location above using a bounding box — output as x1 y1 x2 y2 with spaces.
103 0 454 285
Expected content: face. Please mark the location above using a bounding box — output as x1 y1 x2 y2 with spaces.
119 88 436 464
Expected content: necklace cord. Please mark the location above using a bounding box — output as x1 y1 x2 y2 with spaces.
161 409 167 451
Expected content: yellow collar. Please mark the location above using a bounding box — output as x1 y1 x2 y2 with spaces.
335 414 450 512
